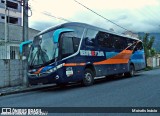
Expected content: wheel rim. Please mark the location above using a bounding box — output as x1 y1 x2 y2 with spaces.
84 73 92 84
130 66 134 76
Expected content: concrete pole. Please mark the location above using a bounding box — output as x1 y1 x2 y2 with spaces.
22 0 29 86
23 0 28 42
4 0 8 59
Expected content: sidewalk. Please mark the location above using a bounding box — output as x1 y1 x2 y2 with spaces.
0 84 56 96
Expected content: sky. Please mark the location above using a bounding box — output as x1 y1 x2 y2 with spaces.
28 0 160 33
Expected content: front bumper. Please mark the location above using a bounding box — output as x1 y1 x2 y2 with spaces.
28 72 59 85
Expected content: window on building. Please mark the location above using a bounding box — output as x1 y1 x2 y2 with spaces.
7 1 18 9
7 16 18 24
10 51 15 59
1 0 5 3
85 29 98 46
10 46 19 59
1 16 5 19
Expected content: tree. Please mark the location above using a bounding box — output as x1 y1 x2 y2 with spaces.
139 33 156 62
150 48 156 56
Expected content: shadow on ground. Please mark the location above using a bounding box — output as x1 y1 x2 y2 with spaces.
38 74 141 92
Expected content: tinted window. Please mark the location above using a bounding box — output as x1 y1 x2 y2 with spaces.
85 29 98 46
60 32 81 58
97 32 110 47
96 32 117 48
113 35 126 50
61 32 74 56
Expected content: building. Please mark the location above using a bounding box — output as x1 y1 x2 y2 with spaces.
0 22 40 59
0 0 40 59
0 0 22 25
0 0 39 88
122 31 139 38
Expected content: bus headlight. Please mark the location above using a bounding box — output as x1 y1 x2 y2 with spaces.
46 68 57 73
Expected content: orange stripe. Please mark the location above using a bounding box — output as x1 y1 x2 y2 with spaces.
121 50 132 54
33 67 44 74
112 53 131 59
94 50 133 65
63 50 133 66
94 59 129 65
64 63 85 67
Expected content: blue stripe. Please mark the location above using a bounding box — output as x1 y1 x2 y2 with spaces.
53 28 74 43
106 52 119 59
41 65 54 72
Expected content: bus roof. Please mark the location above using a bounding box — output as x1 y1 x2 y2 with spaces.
35 22 141 41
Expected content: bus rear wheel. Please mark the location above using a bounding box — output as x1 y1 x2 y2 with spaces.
82 69 94 86
126 64 135 77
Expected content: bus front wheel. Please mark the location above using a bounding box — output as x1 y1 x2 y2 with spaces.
82 69 94 86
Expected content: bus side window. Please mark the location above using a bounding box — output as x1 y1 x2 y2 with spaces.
85 29 98 46
96 31 111 48
113 35 126 50
97 32 105 47
104 34 114 48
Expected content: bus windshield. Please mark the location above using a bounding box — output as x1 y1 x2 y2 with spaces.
28 30 57 66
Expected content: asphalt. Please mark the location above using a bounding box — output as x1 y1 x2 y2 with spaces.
0 68 159 96
0 69 160 115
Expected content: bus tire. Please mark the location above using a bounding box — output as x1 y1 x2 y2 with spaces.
82 69 94 86
127 64 135 77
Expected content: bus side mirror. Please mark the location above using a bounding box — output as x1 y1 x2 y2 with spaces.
19 40 32 60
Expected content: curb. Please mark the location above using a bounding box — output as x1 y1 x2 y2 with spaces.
0 84 56 96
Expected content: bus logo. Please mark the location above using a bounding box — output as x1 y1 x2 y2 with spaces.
80 50 104 56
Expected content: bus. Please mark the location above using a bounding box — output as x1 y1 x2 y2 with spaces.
20 22 146 86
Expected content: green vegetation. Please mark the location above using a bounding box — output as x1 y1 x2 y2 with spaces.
139 33 156 60
144 66 153 71
139 33 156 70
